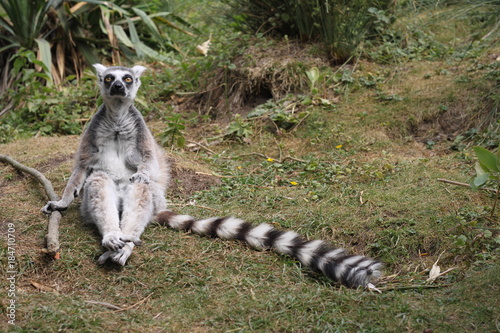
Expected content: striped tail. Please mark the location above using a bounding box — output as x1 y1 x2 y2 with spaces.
156 210 382 288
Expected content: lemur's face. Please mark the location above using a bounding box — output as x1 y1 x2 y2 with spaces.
103 70 135 97
93 64 146 102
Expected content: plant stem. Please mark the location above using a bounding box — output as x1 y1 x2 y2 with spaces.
491 178 500 217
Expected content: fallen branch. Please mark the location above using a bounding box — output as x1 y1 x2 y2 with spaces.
85 300 123 311
0 154 61 258
378 284 450 292
224 152 308 164
437 178 498 194
107 293 153 314
186 140 217 155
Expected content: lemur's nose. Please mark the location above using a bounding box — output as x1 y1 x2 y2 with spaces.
114 81 124 90
110 80 126 96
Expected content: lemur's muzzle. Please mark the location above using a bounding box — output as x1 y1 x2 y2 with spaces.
110 81 126 96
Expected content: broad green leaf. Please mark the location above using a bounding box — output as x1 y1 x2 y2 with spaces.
113 25 134 48
306 67 320 85
497 143 500 170
127 18 144 58
473 172 490 188
475 161 487 177
152 13 198 36
473 146 499 172
132 7 164 44
34 38 53 82
454 235 467 247
77 0 128 16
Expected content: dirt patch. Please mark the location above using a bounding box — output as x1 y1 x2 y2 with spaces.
410 102 477 142
167 155 221 198
34 154 74 174
182 40 332 119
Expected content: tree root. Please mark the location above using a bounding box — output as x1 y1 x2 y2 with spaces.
0 154 61 258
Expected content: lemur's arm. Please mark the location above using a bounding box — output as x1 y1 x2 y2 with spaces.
128 111 159 184
42 134 92 214
129 143 157 184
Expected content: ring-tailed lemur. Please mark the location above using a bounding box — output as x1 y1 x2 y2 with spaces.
42 64 382 288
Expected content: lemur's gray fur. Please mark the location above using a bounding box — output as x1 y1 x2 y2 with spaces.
42 64 169 265
42 64 381 287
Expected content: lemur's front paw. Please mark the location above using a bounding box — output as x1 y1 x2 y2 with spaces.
129 172 150 184
102 232 142 251
41 200 68 214
102 232 127 251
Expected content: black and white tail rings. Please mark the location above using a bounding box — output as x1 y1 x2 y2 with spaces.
157 210 382 288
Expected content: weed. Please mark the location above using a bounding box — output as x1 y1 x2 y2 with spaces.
160 114 186 148
0 49 94 142
224 114 254 143
471 146 500 215
224 0 392 62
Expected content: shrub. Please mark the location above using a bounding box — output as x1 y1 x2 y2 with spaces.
0 0 195 92
223 0 392 63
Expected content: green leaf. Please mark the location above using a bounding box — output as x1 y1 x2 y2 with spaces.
473 172 490 188
34 38 53 83
132 7 164 44
475 161 487 177
306 67 320 85
473 146 499 172
454 235 467 247
113 25 134 48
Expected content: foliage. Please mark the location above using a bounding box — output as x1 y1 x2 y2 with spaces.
225 114 253 142
223 0 392 62
0 49 94 142
450 207 500 260
471 146 500 215
444 0 500 40
0 0 195 92
160 113 186 148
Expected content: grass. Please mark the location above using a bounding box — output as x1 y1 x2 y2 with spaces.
1 4 499 332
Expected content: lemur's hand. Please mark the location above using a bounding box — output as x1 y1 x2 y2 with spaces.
41 200 69 214
130 172 150 184
102 232 142 251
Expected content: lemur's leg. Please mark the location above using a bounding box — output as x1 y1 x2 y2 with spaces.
81 171 138 251
151 181 168 214
120 181 155 237
99 181 155 265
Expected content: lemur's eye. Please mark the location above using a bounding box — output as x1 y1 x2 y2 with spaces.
124 77 133 83
104 76 113 83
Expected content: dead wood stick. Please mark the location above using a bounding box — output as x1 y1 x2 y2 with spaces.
108 293 153 313
85 300 124 311
224 152 308 164
378 284 450 291
437 178 498 194
0 154 61 257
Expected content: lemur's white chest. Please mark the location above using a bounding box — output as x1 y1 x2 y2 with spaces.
91 115 139 182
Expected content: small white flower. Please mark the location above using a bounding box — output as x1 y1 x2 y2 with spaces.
196 36 212 56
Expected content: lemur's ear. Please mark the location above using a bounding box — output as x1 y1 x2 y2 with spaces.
92 64 107 81
131 65 147 78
